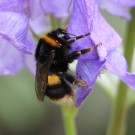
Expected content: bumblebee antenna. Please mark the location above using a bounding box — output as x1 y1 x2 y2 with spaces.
63 32 77 37
61 30 77 37
67 33 90 43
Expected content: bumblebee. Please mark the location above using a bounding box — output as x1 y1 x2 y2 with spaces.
35 28 99 104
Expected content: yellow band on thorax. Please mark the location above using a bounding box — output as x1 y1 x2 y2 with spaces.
41 35 60 47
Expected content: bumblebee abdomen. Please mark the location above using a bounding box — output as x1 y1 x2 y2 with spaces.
45 75 73 100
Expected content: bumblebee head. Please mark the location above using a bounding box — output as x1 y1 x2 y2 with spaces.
51 28 70 41
49 28 90 45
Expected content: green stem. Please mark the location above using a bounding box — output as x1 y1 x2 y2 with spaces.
107 8 135 135
50 14 62 29
61 104 78 135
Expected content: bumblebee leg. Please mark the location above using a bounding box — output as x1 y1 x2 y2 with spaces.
67 33 90 43
62 73 88 87
66 43 101 62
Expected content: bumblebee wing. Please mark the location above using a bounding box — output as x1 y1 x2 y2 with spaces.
35 51 55 101
35 66 48 101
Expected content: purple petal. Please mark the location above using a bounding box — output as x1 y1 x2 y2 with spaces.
75 60 106 107
28 0 44 19
68 0 118 106
25 53 36 75
25 29 36 54
68 0 122 61
106 50 128 73
87 1 122 55
40 0 72 18
109 0 135 7
120 73 135 90
29 15 51 36
0 38 24 75
106 50 135 89
24 39 36 75
0 0 21 12
0 11 34 54
0 0 43 20
97 0 132 20
68 0 100 60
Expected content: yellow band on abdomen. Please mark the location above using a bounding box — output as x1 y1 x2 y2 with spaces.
48 75 61 86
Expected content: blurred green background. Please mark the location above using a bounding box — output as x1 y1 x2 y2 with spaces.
0 11 135 135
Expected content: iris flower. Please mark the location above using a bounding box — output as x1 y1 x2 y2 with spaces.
0 0 135 107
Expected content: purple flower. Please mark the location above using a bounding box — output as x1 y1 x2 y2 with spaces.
0 0 135 107
0 0 50 75
0 0 72 75
68 0 135 107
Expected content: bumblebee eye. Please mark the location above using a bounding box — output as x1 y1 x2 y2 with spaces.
57 33 64 38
